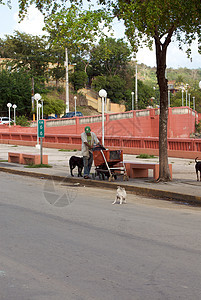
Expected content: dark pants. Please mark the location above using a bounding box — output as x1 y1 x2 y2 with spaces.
83 152 93 176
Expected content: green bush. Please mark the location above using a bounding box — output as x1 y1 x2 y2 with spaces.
195 121 201 133
15 116 30 127
136 154 156 159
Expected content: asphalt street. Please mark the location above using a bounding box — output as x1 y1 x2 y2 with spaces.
0 144 201 204
1 173 201 300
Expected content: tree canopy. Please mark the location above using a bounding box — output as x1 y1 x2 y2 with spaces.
0 31 49 83
108 0 201 181
88 37 131 77
0 69 32 116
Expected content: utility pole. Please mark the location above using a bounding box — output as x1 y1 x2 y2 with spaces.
32 77 35 121
65 48 69 113
135 64 138 110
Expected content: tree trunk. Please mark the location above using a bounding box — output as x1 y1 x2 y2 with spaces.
155 37 171 181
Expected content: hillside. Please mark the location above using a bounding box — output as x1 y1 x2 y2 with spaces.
137 63 201 88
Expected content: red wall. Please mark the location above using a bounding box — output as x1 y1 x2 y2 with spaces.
0 106 197 139
43 107 196 138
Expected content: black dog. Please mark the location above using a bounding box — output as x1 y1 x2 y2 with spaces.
69 156 83 177
195 157 201 181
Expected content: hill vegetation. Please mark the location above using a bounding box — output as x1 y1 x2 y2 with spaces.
0 31 201 116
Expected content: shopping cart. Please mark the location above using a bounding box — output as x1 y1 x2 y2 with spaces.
92 148 129 182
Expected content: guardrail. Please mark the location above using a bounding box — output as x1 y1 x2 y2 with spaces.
1 132 201 159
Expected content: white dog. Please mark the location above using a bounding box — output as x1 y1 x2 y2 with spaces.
112 186 127 204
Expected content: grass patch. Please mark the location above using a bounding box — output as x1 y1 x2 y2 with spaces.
58 149 77 152
25 164 52 168
11 145 18 147
0 160 8 162
136 154 156 159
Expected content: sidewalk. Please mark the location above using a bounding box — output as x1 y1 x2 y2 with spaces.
0 144 201 205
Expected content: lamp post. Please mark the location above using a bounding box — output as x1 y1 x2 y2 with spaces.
74 96 77 116
181 88 184 106
12 104 17 125
38 103 42 120
7 103 12 127
193 96 195 111
99 89 107 146
185 84 189 106
135 64 138 110
41 98 44 119
34 93 41 148
131 92 134 111
168 90 170 107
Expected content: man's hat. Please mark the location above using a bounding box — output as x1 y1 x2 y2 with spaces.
85 126 91 133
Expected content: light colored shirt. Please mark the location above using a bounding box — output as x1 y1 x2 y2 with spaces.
81 131 99 157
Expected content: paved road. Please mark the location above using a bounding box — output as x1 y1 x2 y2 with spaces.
1 173 201 300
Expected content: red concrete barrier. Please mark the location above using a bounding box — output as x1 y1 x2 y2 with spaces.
8 152 48 165
123 161 172 180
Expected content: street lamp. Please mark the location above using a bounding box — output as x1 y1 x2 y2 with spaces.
185 84 189 106
135 64 138 110
168 90 170 107
38 103 42 120
41 98 44 119
188 93 191 108
34 93 41 148
193 96 195 111
12 104 17 125
181 88 184 106
74 96 77 116
99 89 107 146
7 103 12 127
131 92 134 111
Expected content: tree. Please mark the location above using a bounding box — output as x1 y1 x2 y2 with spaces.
92 75 126 103
1 0 64 20
41 94 65 116
44 4 112 72
109 0 201 181
70 70 88 91
48 43 66 87
88 37 131 79
0 31 49 85
0 69 32 116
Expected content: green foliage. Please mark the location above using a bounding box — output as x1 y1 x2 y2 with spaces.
41 93 65 116
0 69 32 116
70 71 88 91
136 154 156 159
0 31 49 85
25 164 52 168
195 121 201 133
135 80 154 109
15 115 31 127
92 75 126 103
114 0 201 56
58 149 78 152
44 5 112 58
88 37 131 78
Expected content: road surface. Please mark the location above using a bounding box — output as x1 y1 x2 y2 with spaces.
0 173 201 300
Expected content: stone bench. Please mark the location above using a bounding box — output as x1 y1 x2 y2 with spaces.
8 152 22 164
123 161 172 180
8 152 48 165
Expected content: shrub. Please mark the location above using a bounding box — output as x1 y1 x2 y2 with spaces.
15 116 30 127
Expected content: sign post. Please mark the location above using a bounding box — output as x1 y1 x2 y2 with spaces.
38 120 44 164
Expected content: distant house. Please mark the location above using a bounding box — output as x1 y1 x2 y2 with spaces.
168 80 179 94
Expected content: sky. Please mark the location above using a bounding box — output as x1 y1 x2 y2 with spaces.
0 2 201 69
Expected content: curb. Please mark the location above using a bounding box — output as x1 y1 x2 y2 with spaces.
1 166 201 206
